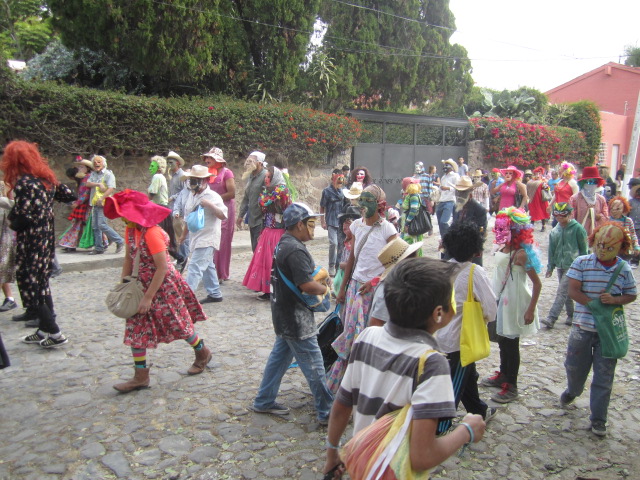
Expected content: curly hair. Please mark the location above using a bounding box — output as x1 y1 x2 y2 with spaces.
442 222 484 262
608 196 630 215
350 166 372 186
589 222 632 254
0 140 59 191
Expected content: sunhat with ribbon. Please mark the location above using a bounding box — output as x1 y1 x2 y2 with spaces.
202 147 225 163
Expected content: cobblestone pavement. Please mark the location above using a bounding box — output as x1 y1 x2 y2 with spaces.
1 224 639 480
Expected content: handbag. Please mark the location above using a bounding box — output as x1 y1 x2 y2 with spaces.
586 261 629 359
90 181 106 206
514 189 523 208
78 212 95 249
407 204 432 236
460 265 490 367
540 186 552 202
186 205 205 232
105 247 144 318
342 349 435 480
278 264 331 313
430 188 441 204
317 305 344 371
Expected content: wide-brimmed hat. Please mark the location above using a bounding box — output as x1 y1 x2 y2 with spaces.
338 205 361 223
577 166 605 187
524 169 533 176
472 169 483 177
442 159 458 172
378 237 423 280
184 165 213 179
343 182 364 199
499 165 523 179
453 176 474 191
104 189 171 228
283 202 323 228
74 159 94 170
202 147 225 163
167 151 185 167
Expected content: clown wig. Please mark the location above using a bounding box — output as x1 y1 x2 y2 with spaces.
494 207 542 273
0 140 59 191
559 162 576 178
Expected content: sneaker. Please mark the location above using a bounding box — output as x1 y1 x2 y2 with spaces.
481 371 506 388
318 417 329 426
257 293 270 301
591 421 607 437
248 402 290 416
88 250 104 255
484 407 498 423
560 390 576 407
12 309 38 322
540 318 555 329
491 383 519 404
115 243 124 254
565 318 573 326
61 247 76 253
22 330 46 344
200 295 223 304
0 298 17 312
40 334 68 348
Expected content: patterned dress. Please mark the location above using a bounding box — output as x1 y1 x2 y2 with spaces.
124 226 206 349
0 182 16 284
59 176 92 248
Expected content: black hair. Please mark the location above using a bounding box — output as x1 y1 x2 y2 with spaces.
384 257 458 330
442 222 484 262
342 165 350 171
332 168 342 175
65 166 78 180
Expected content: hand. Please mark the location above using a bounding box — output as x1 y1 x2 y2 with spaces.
322 451 345 479
99 184 107 193
523 308 535 325
358 281 373 295
236 216 243 229
321 220 328 230
461 413 485 443
137 296 153 315
599 292 616 304
545 270 552 279
336 291 346 304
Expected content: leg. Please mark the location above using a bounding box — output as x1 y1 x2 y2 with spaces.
498 336 520 386
94 207 123 249
185 332 212 375
253 336 295 410
185 247 207 293
589 335 618 425
250 225 263 252
327 226 338 274
287 336 334 422
336 226 345 271
91 207 105 252
438 201 453 238
201 247 222 299
564 326 595 399
113 347 151 393
545 269 570 327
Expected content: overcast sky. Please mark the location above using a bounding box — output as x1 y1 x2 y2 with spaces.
448 0 640 93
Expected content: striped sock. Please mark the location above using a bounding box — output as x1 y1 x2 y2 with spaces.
132 348 147 368
186 333 203 351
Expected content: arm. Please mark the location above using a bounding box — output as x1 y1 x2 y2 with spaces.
299 279 330 296
577 226 588 256
201 197 227 220
322 400 352 475
515 249 540 325
490 183 502 195
236 185 250 227
517 181 529 207
546 234 556 276
568 278 591 306
570 179 579 195
121 241 133 279
596 196 609 222
405 194 420 223
221 177 236 202
336 245 355 304
137 249 168 315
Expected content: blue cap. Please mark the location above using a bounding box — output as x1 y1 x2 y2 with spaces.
283 202 323 228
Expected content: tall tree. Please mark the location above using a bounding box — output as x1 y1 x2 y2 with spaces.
624 45 640 67
0 0 54 60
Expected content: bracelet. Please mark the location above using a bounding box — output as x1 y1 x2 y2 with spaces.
326 438 341 450
461 422 474 444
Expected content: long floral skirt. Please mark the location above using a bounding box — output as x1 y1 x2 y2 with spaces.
59 220 84 249
326 279 374 393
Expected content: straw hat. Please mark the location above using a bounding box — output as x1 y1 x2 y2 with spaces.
74 159 94 170
202 147 225 163
166 151 185 167
442 159 458 172
343 182 364 199
472 169 483 177
453 176 474 191
184 165 213 179
378 237 423 280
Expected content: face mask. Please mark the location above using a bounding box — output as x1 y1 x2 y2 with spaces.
583 184 597 197
494 217 512 245
189 178 203 191
454 190 471 212
149 161 159 175
414 163 424 175
610 201 624 219
594 225 624 262
356 171 365 182
443 166 451 174
358 192 377 218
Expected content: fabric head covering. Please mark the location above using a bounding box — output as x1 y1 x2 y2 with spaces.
363 184 387 213
104 189 171 228
249 151 267 166
270 167 286 187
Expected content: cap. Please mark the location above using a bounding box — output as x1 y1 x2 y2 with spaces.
283 202 324 228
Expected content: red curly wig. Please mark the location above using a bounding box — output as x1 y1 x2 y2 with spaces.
0 141 59 191
608 196 631 215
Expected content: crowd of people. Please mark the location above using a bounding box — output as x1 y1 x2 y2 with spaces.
0 144 638 478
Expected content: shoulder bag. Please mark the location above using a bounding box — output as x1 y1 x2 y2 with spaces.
277 263 331 313
407 203 432 236
105 246 144 318
186 205 205 232
317 305 343 371
460 264 491 366
540 185 552 202
341 349 435 480
586 261 629 359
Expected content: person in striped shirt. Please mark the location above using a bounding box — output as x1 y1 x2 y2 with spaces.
323 257 485 477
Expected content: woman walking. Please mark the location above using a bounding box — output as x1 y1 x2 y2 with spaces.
1 140 76 347
104 190 211 392
0 180 17 312
59 158 93 252
492 165 528 210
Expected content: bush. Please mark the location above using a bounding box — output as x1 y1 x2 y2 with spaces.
471 117 590 168
1 75 362 164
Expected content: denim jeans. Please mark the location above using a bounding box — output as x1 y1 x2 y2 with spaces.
546 268 574 325
186 246 221 298
253 335 333 422
92 206 123 252
564 326 617 425
436 201 454 237
327 226 343 270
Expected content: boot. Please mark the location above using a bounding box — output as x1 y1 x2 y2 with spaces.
113 367 151 393
12 307 38 322
188 345 212 375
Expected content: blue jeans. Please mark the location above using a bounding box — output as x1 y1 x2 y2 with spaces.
564 326 617 425
436 201 454 237
327 226 343 270
186 246 221 298
92 206 123 252
253 335 333 422
546 268 574 325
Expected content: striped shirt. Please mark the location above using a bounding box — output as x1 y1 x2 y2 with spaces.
336 323 456 435
566 254 636 330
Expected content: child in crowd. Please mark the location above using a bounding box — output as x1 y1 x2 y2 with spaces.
482 207 541 403
563 222 637 436
323 257 485 478
542 203 588 329
437 222 497 433
607 196 640 260
332 206 360 296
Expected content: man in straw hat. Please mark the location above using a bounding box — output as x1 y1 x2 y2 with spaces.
470 169 490 211
182 165 228 304
569 166 608 236
435 159 460 238
249 202 333 424
447 176 487 265
167 151 186 208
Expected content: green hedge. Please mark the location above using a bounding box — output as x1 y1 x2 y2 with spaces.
1 72 362 163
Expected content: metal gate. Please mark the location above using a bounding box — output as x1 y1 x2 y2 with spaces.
346 110 469 207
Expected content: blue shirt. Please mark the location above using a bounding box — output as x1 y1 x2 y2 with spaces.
566 254 636 330
320 185 346 228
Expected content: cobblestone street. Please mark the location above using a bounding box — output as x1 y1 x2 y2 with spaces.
1 225 639 480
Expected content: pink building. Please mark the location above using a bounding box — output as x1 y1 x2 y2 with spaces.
545 62 640 174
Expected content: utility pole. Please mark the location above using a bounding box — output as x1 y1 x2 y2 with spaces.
622 91 640 197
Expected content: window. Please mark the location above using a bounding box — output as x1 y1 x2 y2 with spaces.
598 143 607 164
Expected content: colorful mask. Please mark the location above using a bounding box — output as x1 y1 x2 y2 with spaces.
358 191 377 218
493 216 512 245
188 177 204 191
149 161 159 175
356 170 365 182
609 200 624 219
454 189 471 212
414 162 424 175
593 225 624 262
332 173 345 189
305 218 316 239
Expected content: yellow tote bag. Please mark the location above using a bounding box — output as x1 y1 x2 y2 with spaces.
460 264 490 367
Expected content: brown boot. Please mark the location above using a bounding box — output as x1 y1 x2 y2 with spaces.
188 345 212 375
113 367 151 393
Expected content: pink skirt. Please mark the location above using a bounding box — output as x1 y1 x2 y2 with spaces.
242 227 285 294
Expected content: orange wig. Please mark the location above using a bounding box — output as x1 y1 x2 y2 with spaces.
0 141 59 191
608 196 631 215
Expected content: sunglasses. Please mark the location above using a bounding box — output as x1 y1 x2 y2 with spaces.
584 179 598 185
